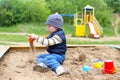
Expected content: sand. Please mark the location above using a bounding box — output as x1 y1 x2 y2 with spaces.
0 46 120 80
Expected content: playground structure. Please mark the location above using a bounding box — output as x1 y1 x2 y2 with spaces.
74 5 103 38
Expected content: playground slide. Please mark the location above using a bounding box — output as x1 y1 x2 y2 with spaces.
88 22 100 38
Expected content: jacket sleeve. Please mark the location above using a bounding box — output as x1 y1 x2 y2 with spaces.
36 35 62 46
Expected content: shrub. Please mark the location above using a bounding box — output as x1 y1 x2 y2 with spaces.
0 0 50 26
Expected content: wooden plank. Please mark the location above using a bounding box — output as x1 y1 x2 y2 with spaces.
10 44 107 48
0 45 110 59
110 45 120 50
0 46 10 59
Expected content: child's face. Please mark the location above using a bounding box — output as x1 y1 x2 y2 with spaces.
47 25 58 34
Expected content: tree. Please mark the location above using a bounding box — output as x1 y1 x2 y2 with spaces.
105 0 120 12
0 0 50 26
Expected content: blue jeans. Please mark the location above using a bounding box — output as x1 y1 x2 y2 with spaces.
36 53 65 71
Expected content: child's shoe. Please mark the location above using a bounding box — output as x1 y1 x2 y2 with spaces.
56 66 68 76
33 63 49 73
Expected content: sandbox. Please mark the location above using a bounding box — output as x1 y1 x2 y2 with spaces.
0 45 120 80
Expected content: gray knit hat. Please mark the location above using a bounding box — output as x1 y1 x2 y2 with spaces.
46 13 63 29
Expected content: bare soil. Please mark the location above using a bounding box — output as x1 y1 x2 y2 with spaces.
0 46 120 80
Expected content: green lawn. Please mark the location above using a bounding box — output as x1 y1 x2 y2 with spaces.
0 23 115 35
67 39 120 44
0 23 49 35
0 34 27 42
0 42 15 45
0 23 118 45
0 33 119 45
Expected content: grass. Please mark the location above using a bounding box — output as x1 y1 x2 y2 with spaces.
0 23 75 36
0 23 49 35
67 39 120 44
0 34 27 42
0 23 115 36
0 42 14 45
103 26 115 36
0 24 20 32
0 23 119 45
0 34 120 44
0 33 119 45
63 23 75 35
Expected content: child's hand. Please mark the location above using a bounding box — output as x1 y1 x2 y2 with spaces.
28 34 38 42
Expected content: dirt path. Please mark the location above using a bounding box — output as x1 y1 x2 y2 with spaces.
0 32 29 35
66 34 120 42
114 13 120 36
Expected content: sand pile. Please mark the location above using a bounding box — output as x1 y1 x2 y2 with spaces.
0 46 120 80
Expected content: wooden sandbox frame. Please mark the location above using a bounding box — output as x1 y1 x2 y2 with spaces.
0 45 105 60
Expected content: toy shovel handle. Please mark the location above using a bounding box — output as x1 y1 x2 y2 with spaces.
26 33 35 54
29 41 35 54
